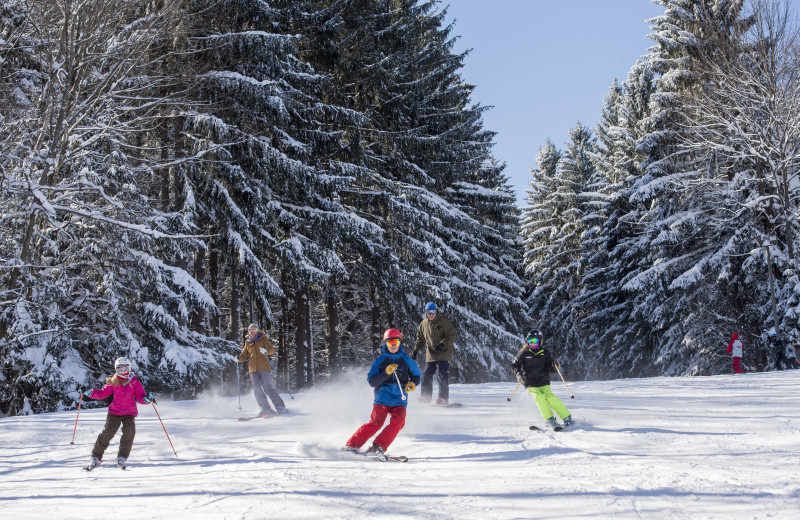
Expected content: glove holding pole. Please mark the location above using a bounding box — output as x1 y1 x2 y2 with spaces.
386 363 406 401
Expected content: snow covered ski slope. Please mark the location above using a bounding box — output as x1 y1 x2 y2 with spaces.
1 371 798 519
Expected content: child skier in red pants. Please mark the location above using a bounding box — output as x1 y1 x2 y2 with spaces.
342 329 421 460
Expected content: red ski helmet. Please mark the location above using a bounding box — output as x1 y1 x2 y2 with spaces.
383 328 403 342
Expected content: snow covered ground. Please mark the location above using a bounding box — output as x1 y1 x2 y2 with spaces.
1 370 799 519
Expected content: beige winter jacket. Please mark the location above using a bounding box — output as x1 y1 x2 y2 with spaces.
238 331 275 374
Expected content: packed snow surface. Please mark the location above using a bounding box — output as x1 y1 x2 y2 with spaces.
1 371 799 519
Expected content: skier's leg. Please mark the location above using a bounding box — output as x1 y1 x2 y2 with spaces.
373 405 407 450
91 414 123 460
420 361 437 401
117 415 136 460
262 372 286 410
542 385 571 419
250 371 272 412
733 357 743 374
346 404 389 449
528 387 554 419
435 361 450 400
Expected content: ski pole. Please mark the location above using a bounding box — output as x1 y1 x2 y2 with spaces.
393 371 407 401
70 394 83 444
554 364 574 399
150 401 178 459
507 383 520 402
236 358 241 410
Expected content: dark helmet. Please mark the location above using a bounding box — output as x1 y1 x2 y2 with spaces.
525 328 543 350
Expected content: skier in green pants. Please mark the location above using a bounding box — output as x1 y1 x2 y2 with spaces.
511 328 573 430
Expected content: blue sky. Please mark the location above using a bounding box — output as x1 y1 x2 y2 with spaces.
443 1 666 205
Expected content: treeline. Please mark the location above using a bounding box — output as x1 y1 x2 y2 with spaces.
522 0 800 378
0 0 528 414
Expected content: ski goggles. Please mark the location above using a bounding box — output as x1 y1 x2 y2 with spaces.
526 337 540 346
115 364 130 374
385 338 401 348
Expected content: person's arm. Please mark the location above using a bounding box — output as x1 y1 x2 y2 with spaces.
90 383 113 400
444 319 457 349
511 347 526 380
367 358 391 387
414 322 425 355
262 336 276 357
238 342 250 362
134 380 147 404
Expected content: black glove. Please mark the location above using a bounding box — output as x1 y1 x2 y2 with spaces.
434 342 444 352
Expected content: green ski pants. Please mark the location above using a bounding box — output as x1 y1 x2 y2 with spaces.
527 385 570 420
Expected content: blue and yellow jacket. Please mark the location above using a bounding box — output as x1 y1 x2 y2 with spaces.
367 344 422 407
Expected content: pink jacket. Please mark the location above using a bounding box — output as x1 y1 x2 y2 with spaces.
89 374 147 417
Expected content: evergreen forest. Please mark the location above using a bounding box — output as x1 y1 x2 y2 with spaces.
1 0 798 414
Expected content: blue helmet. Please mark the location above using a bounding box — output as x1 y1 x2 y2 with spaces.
424 302 438 312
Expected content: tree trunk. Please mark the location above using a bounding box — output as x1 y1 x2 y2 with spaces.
294 286 308 389
370 284 381 356
325 286 340 375
190 242 207 333
228 265 241 342
279 273 290 390
306 291 314 387
208 232 220 337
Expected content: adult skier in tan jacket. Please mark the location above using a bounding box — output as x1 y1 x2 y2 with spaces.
413 302 457 405
238 323 287 416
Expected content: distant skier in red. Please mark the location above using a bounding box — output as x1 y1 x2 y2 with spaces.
726 332 744 374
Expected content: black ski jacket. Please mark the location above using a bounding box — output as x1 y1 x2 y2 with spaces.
511 346 556 388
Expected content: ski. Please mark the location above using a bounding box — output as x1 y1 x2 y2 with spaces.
238 414 274 421
341 448 408 463
432 402 463 408
529 425 565 432
380 455 408 463
83 461 101 471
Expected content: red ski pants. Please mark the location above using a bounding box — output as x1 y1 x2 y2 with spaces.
346 404 406 451
733 357 743 374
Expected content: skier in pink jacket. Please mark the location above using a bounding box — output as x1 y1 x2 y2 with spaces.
726 333 744 374
81 356 155 470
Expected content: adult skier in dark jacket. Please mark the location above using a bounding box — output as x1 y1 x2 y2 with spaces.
511 328 573 430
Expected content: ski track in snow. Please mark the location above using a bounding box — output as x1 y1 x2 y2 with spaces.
1 372 799 519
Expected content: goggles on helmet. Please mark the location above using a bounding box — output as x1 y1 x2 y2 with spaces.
116 364 131 374
385 338 401 348
527 337 539 345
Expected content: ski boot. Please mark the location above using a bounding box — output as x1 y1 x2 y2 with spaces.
275 407 289 415
117 457 127 469
340 445 360 455
366 444 387 461
84 457 100 471
563 415 574 428
435 398 449 406
545 416 559 430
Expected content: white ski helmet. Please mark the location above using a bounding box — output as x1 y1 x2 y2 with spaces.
114 356 131 376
